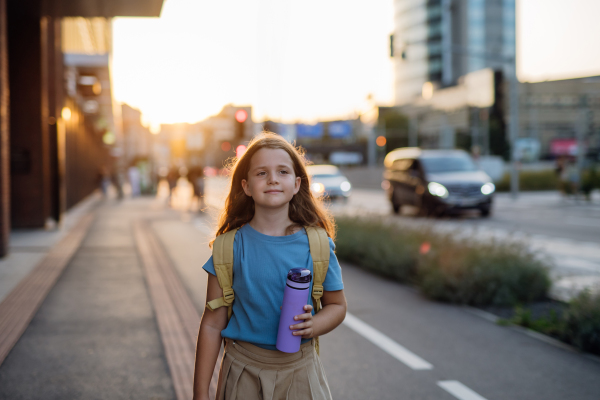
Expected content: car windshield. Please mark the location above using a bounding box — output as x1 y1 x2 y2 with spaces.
420 156 478 173
311 173 341 179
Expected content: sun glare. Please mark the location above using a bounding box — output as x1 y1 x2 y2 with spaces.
111 0 395 127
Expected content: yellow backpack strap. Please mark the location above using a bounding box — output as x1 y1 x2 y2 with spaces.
305 226 330 355
206 228 238 319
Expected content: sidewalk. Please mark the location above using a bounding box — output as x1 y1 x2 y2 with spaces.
0 191 101 305
0 195 197 399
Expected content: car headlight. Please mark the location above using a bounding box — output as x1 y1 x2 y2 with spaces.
428 182 449 198
340 181 351 192
481 182 495 195
311 182 325 194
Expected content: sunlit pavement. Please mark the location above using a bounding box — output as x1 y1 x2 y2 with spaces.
1 185 600 399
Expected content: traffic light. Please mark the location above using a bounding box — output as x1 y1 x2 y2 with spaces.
234 109 247 140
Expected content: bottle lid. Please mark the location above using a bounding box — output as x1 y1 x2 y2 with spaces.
287 268 312 284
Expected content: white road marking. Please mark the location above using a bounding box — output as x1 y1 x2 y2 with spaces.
552 257 600 273
566 217 600 228
343 312 433 370
438 381 488 400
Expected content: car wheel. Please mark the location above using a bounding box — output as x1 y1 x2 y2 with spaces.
391 192 401 215
480 206 491 217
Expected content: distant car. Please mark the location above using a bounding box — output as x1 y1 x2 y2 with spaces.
306 165 352 200
382 148 495 217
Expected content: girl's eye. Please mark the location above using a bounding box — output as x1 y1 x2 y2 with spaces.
280 170 289 174
257 171 266 176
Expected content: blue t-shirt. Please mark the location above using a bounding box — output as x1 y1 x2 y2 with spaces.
202 224 344 350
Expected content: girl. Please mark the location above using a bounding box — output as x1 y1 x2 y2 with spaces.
193 132 347 400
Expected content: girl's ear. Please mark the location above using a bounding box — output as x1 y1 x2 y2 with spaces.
241 179 252 197
293 176 301 195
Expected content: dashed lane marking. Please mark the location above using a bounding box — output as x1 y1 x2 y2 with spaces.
438 380 488 400
343 312 433 370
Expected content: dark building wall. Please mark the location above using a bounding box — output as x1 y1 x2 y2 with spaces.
63 98 105 209
8 0 53 228
0 0 10 256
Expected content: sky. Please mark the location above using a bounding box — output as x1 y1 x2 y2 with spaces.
111 0 600 131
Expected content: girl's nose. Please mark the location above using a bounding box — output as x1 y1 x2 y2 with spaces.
267 172 279 184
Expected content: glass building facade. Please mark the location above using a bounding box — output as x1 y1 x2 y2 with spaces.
393 0 516 105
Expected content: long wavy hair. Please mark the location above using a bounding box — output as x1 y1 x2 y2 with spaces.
211 132 335 246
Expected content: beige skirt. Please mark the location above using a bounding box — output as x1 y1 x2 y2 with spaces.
216 338 332 400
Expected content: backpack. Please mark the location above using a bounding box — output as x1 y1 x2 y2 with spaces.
206 226 330 355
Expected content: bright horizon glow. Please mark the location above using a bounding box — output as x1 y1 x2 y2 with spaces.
112 0 395 130
518 0 600 83
112 0 600 129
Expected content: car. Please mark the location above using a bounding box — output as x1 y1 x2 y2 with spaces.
382 148 495 217
306 164 352 200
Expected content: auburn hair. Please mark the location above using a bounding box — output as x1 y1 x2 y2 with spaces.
211 132 335 246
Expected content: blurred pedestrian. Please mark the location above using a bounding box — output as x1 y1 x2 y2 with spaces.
99 166 111 197
555 156 567 194
111 169 124 200
128 164 141 197
193 133 345 400
166 166 179 205
187 164 205 211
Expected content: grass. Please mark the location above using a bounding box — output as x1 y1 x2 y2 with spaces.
494 291 600 356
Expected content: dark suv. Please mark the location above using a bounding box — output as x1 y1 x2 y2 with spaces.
383 148 495 217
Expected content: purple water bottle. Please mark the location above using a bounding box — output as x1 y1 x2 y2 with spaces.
276 268 312 353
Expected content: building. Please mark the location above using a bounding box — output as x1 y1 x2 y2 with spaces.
519 77 600 160
122 104 153 165
0 0 164 257
392 0 515 105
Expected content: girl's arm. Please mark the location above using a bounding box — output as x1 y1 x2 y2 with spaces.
193 274 229 400
291 289 347 338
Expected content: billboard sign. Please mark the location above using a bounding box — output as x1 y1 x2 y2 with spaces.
296 123 324 139
328 121 352 138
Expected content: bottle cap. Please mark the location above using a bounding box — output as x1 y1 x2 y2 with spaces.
287 268 312 284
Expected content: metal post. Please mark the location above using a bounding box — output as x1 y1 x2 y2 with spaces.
575 105 587 194
409 117 418 147
441 0 453 86
508 61 520 199
367 123 376 167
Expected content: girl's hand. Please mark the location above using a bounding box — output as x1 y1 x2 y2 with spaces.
290 304 314 339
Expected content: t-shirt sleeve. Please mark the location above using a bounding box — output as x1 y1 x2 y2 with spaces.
202 255 216 276
323 237 344 291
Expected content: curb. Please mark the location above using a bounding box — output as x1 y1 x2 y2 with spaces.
462 306 600 365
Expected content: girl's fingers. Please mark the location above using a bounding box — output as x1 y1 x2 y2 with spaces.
293 313 312 321
290 320 312 330
293 329 313 337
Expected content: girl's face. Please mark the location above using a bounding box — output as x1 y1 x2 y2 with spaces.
241 148 301 210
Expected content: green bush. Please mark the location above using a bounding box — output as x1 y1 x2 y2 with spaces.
417 238 550 306
501 305 564 338
498 291 600 356
581 166 600 197
561 291 600 354
335 217 424 282
495 169 558 192
335 217 551 306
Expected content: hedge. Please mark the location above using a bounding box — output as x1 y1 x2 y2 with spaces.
335 216 551 307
